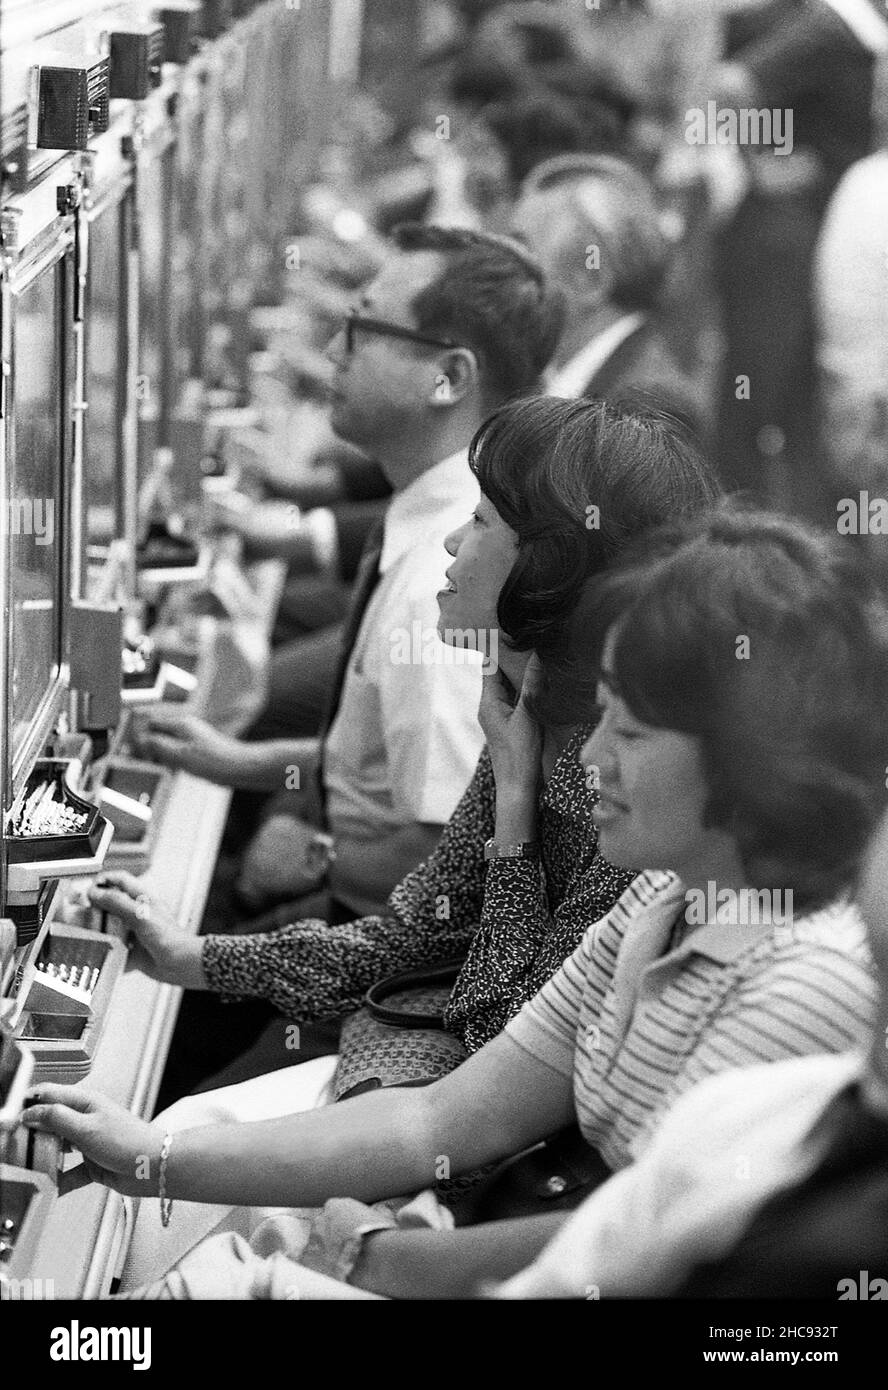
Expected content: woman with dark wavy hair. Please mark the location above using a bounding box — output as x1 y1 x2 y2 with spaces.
92 396 718 1055
572 504 888 911
62 397 716 1280
26 506 886 1299
46 391 717 1278
439 393 718 1043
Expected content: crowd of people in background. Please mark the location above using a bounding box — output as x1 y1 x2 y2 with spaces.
24 0 888 1299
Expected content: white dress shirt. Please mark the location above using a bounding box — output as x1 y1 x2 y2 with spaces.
814 152 888 483
324 450 484 914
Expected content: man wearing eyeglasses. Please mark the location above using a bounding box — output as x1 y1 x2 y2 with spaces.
136 224 563 1094
303 222 562 917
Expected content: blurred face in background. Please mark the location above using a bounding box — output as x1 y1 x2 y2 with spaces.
511 180 610 310
512 184 572 284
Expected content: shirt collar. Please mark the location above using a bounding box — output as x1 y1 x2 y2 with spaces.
546 313 646 399
631 876 797 967
666 919 775 966
379 448 475 573
622 876 783 975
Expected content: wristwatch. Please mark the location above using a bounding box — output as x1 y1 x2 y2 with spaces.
483 838 540 862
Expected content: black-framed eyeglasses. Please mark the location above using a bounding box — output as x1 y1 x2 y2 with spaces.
342 311 464 356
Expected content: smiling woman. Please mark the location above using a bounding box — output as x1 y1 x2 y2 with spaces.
96 395 722 1068
436 493 518 669
29 396 723 1291
576 505 888 909
22 506 888 1302
439 394 717 680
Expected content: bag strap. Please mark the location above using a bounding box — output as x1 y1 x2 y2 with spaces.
364 958 465 1029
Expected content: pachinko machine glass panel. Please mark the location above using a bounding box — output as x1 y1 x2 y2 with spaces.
136 141 173 487
83 193 129 550
135 130 205 572
2 246 73 798
172 71 208 388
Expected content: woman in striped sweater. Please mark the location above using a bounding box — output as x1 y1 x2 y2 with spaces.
24 506 888 1297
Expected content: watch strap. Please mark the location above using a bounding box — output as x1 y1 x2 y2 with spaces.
484 838 540 862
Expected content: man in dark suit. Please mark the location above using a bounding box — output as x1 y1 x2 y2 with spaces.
511 152 711 440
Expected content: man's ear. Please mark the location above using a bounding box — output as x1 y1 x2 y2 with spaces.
428 347 479 407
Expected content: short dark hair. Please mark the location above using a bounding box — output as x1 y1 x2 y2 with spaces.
578 505 888 908
391 222 565 406
468 394 720 666
483 89 629 186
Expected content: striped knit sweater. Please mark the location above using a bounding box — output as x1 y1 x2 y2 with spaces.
506 870 876 1171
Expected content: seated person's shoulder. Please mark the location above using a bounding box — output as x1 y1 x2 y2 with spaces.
655 1052 861 1148
786 899 872 961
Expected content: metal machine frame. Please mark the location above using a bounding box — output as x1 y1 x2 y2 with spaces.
0 0 344 1297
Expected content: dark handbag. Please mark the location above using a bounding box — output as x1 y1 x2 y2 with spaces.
449 1123 611 1225
334 964 609 1223
333 959 468 1101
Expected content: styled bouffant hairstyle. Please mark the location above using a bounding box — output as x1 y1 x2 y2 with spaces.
570 505 888 909
391 222 565 406
469 394 720 666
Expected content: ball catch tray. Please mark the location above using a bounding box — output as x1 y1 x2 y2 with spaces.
6 761 107 866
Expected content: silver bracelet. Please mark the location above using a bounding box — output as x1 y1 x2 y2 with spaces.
483 838 540 861
158 1130 173 1228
